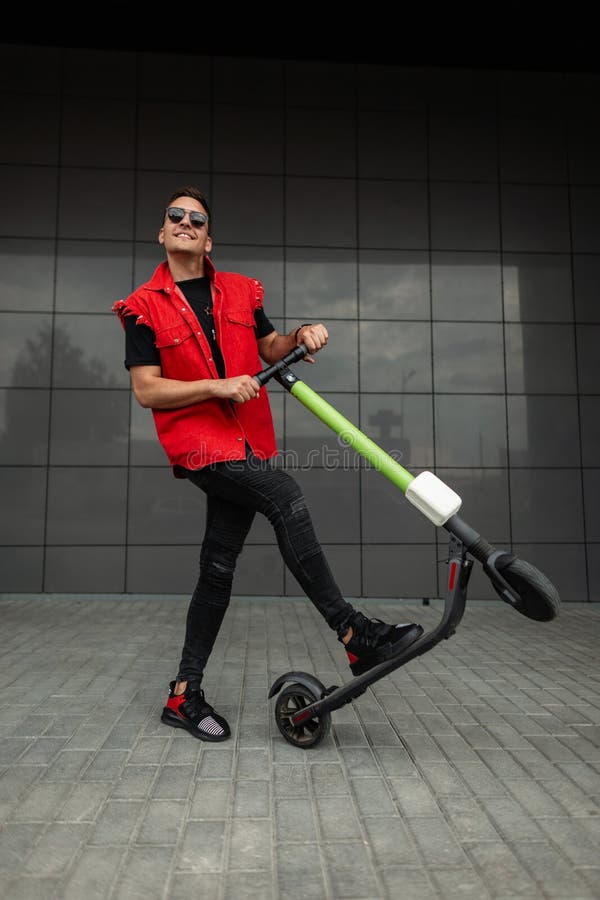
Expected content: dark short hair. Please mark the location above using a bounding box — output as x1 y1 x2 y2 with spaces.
163 186 212 231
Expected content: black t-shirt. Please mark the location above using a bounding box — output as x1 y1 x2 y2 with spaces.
124 276 275 379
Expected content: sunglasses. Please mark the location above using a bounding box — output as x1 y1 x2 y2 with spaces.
166 207 208 228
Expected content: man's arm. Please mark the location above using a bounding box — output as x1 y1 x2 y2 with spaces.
257 323 329 365
129 365 260 409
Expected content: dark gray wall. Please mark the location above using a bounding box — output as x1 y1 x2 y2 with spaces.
0 46 598 601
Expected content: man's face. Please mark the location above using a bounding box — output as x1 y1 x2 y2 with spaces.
158 196 212 257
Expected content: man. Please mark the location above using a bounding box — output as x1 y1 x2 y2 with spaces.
114 186 423 742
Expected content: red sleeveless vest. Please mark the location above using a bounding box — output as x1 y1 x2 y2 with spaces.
113 259 278 473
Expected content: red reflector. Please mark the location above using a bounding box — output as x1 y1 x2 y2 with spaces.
293 708 315 724
448 561 457 591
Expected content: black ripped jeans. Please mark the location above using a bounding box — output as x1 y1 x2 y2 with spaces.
175 453 355 684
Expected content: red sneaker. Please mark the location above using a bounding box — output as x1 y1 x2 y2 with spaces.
160 681 230 742
340 613 424 676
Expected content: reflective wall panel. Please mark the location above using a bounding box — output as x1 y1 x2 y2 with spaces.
0 46 596 604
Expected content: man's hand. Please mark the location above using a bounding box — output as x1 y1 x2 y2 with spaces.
296 323 328 363
257 322 329 367
212 374 261 403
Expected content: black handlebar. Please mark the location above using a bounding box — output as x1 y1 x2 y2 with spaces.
253 343 309 387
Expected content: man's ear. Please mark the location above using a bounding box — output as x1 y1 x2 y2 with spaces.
206 234 213 254
158 227 165 245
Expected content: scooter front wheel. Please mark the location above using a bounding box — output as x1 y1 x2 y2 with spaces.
275 683 331 748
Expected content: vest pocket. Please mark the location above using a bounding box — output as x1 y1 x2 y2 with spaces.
225 309 254 328
154 322 194 349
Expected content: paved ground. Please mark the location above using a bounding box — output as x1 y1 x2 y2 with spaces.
0 594 599 900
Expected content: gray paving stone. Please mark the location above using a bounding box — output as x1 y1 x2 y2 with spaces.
310 762 349 796
235 747 270 779
556 761 600 795
466 840 541 897
364 816 421 867
61 845 124 900
190 778 232 819
16 738 68 766
476 747 530 779
112 845 174 900
0 823 45 874
389 713 428 735
538 775 600 816
198 747 234 778
375 744 418 777
42 750 93 782
1 875 62 900
42 716 86 738
351 776 398 816
508 747 562 780
388 777 441 817
8 782 71 823
138 798 186 844
332 722 370 746
23 822 89 875
315 795 363 841
272 763 309 797
276 842 327 899
403 734 448 763
504 778 564 816
560 733 600 762
233 779 270 817
512 840 598 899
379 865 438 900
527 734 582 763
419 762 469 797
428 866 493 899
101 724 141 750
322 839 381 897
151 763 195 800
438 796 499 841
453 722 502 749
224 869 274 899
0 739 33 765
577 868 600 896
56 782 111 823
128 736 169 765
110 764 157 800
65 723 113 752
433 733 480 762
363 721 404 745
89 800 144 845
407 817 471 867
452 760 507 797
536 817 600 866
9 716 52 738
479 795 546 841
275 797 318 842
168 872 221 900
178 820 226 872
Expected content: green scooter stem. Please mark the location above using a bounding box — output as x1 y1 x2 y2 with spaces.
289 380 415 494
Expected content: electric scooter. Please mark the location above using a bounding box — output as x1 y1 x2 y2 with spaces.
253 345 561 749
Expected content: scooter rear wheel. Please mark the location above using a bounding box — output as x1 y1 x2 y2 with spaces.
275 683 331 748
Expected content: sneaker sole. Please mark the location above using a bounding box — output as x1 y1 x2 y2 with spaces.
160 707 231 742
350 624 424 676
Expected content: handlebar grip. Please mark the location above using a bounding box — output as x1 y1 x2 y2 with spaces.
253 343 309 387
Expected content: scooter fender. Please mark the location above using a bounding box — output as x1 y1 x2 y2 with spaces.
268 671 328 700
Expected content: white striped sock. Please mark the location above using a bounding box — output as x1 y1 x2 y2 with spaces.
197 715 225 736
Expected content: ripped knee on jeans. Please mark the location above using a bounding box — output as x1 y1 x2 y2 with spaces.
289 496 307 517
198 550 238 596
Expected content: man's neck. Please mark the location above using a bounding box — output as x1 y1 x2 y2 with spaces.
167 254 206 283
